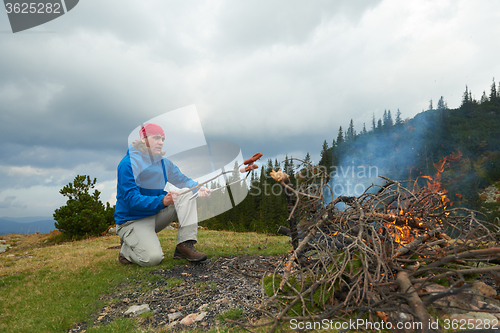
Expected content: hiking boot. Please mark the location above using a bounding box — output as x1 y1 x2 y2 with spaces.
118 253 132 265
174 241 207 262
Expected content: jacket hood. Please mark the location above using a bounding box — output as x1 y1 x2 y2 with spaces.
131 140 165 157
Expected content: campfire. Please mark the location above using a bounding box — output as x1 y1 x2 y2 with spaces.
233 155 500 333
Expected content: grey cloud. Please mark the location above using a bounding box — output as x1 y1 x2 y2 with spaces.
0 34 196 153
0 160 116 190
0 144 122 170
0 196 26 209
211 0 382 53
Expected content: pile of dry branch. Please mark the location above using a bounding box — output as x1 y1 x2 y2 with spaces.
236 160 500 333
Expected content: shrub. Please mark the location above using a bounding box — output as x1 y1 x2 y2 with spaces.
53 175 114 237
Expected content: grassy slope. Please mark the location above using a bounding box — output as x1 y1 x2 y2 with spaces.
0 230 290 333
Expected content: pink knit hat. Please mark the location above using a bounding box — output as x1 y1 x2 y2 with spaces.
139 123 165 139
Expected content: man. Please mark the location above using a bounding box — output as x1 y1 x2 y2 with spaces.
114 123 211 266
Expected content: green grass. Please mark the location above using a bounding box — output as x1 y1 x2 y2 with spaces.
0 229 289 333
0 262 132 332
85 318 137 333
166 276 184 288
217 308 244 322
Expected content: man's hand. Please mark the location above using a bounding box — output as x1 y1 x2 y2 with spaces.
197 186 211 198
163 190 180 206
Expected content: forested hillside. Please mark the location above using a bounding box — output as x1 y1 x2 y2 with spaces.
202 79 500 233
324 80 500 210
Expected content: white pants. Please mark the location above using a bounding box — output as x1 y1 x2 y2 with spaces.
116 189 198 267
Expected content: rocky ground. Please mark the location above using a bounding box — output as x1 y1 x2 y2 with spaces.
67 252 500 333
479 182 500 203
68 254 286 332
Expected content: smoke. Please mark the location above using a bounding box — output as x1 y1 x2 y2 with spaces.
325 109 444 203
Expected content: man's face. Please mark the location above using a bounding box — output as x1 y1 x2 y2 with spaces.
142 135 165 156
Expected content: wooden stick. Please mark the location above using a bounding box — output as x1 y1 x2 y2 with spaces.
412 265 500 283
392 228 441 259
411 247 500 276
396 270 441 333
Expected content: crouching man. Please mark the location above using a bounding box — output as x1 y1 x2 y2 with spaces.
114 123 211 266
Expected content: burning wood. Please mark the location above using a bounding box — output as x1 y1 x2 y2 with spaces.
236 156 500 333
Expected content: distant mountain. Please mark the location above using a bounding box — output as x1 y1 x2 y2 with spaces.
0 217 56 235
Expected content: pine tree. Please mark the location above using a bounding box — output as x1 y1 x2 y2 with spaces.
481 91 488 103
304 152 312 165
386 110 393 127
395 109 403 125
54 175 113 237
274 159 280 171
490 78 497 101
361 123 367 135
283 154 296 185
371 113 376 131
461 85 470 106
228 161 246 206
336 126 344 145
319 140 332 171
346 119 356 141
437 96 446 110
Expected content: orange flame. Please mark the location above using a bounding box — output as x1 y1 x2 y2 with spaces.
380 150 462 247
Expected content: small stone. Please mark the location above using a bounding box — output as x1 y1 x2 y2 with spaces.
216 298 230 305
168 321 180 328
469 304 480 311
198 304 209 311
195 312 207 322
0 244 11 253
180 313 198 326
397 312 412 322
472 281 497 298
168 312 182 321
124 304 150 316
450 312 498 325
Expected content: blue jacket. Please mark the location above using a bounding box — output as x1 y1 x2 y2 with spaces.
114 144 198 225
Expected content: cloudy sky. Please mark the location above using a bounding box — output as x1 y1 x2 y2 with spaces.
1 0 500 218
